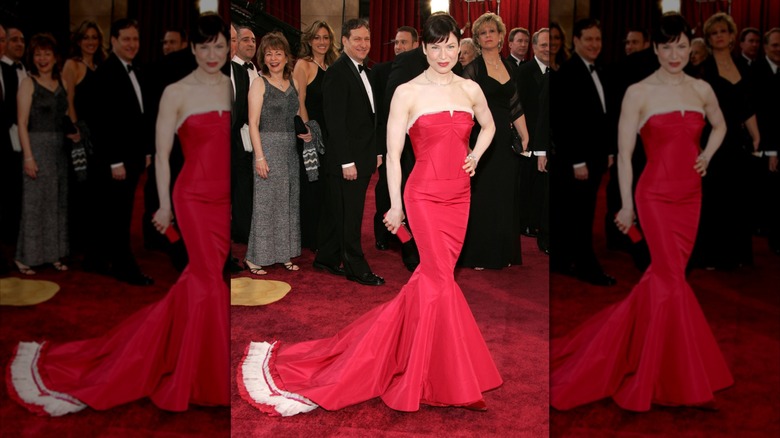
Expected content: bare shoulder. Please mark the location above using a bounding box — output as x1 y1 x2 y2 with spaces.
624 81 648 101
690 77 714 97
19 76 33 92
458 77 482 97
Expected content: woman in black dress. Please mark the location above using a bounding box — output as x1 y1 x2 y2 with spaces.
459 12 528 270
691 12 760 270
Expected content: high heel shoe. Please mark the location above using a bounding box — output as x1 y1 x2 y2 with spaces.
283 262 299 271
14 260 36 275
244 259 267 276
53 261 69 271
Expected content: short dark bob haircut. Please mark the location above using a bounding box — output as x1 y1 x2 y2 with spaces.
190 12 228 46
652 12 693 46
422 12 461 46
27 33 61 80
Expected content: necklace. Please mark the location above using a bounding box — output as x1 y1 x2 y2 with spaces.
192 70 222 86
266 75 286 89
484 56 502 70
312 58 327 71
424 69 454 86
655 70 685 86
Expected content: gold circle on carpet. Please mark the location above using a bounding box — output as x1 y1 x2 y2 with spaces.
0 277 61 306
230 277 291 306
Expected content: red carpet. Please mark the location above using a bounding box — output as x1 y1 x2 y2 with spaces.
0 174 230 437
550 176 780 436
230 174 550 436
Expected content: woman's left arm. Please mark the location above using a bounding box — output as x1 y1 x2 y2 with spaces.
512 115 530 152
152 84 179 233
698 80 727 175
744 115 760 152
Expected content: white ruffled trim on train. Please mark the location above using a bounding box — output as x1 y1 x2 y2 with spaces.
9 342 87 416
241 341 318 416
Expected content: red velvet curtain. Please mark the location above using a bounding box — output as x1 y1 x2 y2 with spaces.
368 0 421 63
265 0 302 29
448 0 549 57
591 0 662 64
681 0 780 37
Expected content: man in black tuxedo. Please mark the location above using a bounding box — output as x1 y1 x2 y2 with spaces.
85 18 154 285
371 25 419 271
516 28 550 254
230 53 253 245
0 22 22 272
508 27 530 67
550 18 615 286
315 18 384 286
752 28 780 254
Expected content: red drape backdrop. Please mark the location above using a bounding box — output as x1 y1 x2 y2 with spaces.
368 0 421 64
265 0 302 29
449 0 549 58
681 0 780 37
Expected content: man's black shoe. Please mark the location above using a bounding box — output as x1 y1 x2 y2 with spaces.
117 272 154 286
375 241 389 251
347 272 385 286
312 261 346 276
521 227 538 238
578 272 616 287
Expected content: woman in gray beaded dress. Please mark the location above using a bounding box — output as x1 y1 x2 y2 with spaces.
245 32 311 275
15 34 80 275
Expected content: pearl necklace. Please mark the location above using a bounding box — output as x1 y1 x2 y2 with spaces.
192 70 223 86
424 69 454 86
655 70 685 86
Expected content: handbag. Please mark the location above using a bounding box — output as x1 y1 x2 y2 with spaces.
294 115 307 136
510 125 531 157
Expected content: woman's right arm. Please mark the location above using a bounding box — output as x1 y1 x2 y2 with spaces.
17 78 36 179
697 80 726 176
615 84 642 232
152 84 179 233
293 59 310 122
248 78 268 178
62 59 79 123
383 84 411 232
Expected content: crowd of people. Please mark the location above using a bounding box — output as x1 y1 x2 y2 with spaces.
549 13 779 287
228 12 550 285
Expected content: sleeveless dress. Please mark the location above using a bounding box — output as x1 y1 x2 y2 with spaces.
238 111 503 416
6 111 231 415
459 56 522 269
15 78 69 266
299 66 326 250
246 77 301 266
69 63 97 251
550 111 734 411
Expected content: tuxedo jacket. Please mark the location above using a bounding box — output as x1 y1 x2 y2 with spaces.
230 61 249 134
322 53 377 177
752 57 780 153
553 52 615 169
516 60 549 153
0 62 18 153
91 53 153 172
370 60 392 156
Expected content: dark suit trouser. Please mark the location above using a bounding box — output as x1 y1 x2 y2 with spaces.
231 146 254 244
316 172 371 276
517 155 538 232
373 161 391 244
537 164 550 251
0 149 22 244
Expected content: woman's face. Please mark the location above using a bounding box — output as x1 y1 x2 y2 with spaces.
424 33 459 74
655 34 691 74
33 48 55 74
476 22 501 51
459 42 476 67
690 42 708 66
707 21 733 51
550 28 562 56
79 28 100 56
310 27 331 57
193 33 228 74
263 46 287 75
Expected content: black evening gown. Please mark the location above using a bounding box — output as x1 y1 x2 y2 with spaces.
299 66 326 251
459 56 523 269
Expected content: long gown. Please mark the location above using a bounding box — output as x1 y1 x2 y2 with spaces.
299 66 326 251
238 111 503 416
6 111 231 416
550 111 733 411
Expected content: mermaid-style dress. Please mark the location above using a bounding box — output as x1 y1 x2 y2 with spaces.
238 111 503 416
551 111 733 411
7 111 231 415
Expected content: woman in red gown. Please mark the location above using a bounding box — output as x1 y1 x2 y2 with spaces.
6 14 232 416
551 13 733 412
237 14 503 416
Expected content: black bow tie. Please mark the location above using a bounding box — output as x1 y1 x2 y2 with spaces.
244 62 254 70
358 64 369 74
545 66 550 75
589 64 597 74
14 62 23 70
126 63 135 73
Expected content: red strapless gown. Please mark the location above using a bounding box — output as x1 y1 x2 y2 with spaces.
238 111 503 416
6 111 231 415
551 111 734 411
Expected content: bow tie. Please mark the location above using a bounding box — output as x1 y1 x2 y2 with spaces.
545 66 550 75
588 64 597 74
14 62 23 70
358 64 369 74
244 62 255 70
126 63 135 73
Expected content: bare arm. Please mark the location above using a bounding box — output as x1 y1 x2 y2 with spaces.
615 84 642 231
62 60 79 123
152 84 180 233
293 60 310 122
512 114 530 152
466 80 495 175
383 84 412 231
248 77 269 178
17 78 37 178
744 114 760 152
698 80 726 174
